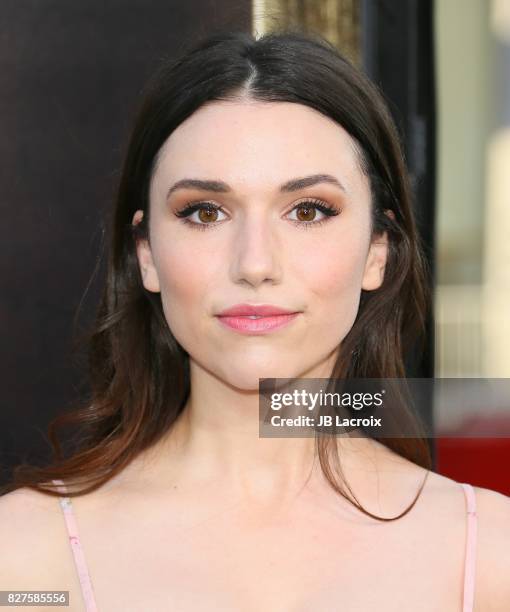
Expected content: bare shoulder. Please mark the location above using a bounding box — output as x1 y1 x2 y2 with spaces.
0 486 68 586
0 485 59 539
471 484 510 610
419 471 510 610
400 465 510 609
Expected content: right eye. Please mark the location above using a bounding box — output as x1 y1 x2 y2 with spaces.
174 202 228 230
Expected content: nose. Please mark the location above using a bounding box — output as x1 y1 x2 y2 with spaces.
230 212 283 287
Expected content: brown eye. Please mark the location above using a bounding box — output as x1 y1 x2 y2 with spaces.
198 207 219 223
295 205 317 222
287 199 340 229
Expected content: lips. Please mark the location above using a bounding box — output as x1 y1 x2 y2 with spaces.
217 303 299 317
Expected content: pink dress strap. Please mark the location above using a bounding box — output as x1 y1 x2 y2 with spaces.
52 479 99 612
460 483 477 612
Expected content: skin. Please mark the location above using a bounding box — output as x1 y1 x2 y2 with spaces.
1 100 509 611
136 99 387 390
132 99 391 500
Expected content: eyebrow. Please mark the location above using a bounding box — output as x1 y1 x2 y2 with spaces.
165 173 347 200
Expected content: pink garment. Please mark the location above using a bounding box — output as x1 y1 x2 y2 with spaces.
52 478 478 611
460 483 478 612
52 479 99 612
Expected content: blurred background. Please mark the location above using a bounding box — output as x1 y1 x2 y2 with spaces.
1 0 509 493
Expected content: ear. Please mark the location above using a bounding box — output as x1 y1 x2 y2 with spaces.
361 210 394 291
132 210 160 293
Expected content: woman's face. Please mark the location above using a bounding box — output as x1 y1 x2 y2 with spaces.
134 100 388 389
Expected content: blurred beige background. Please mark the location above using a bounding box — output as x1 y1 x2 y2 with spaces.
435 0 510 378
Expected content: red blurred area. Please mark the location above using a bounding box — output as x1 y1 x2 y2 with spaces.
436 437 510 496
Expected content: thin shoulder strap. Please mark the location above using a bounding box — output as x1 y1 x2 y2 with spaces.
52 479 99 612
460 483 477 612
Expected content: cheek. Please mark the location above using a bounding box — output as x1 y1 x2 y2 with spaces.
304 245 364 294
298 222 368 293
293 229 369 341
151 240 217 343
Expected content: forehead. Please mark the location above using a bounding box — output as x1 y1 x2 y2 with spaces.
151 100 366 196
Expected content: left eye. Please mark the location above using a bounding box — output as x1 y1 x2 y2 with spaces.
286 200 341 228
288 203 326 223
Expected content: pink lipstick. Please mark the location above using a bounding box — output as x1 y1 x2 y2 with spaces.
216 303 301 335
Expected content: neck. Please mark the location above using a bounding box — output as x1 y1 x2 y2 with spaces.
118 358 421 511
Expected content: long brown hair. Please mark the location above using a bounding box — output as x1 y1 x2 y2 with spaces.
4 29 432 520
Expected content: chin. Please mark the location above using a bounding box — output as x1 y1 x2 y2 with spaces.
220 362 307 391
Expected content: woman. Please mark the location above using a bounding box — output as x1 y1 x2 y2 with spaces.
1 29 509 611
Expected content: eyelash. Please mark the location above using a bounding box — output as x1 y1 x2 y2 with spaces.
174 198 341 231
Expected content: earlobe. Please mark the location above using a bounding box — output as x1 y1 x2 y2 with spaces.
361 231 389 291
132 210 161 293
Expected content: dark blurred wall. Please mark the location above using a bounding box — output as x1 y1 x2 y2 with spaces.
0 1 251 485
